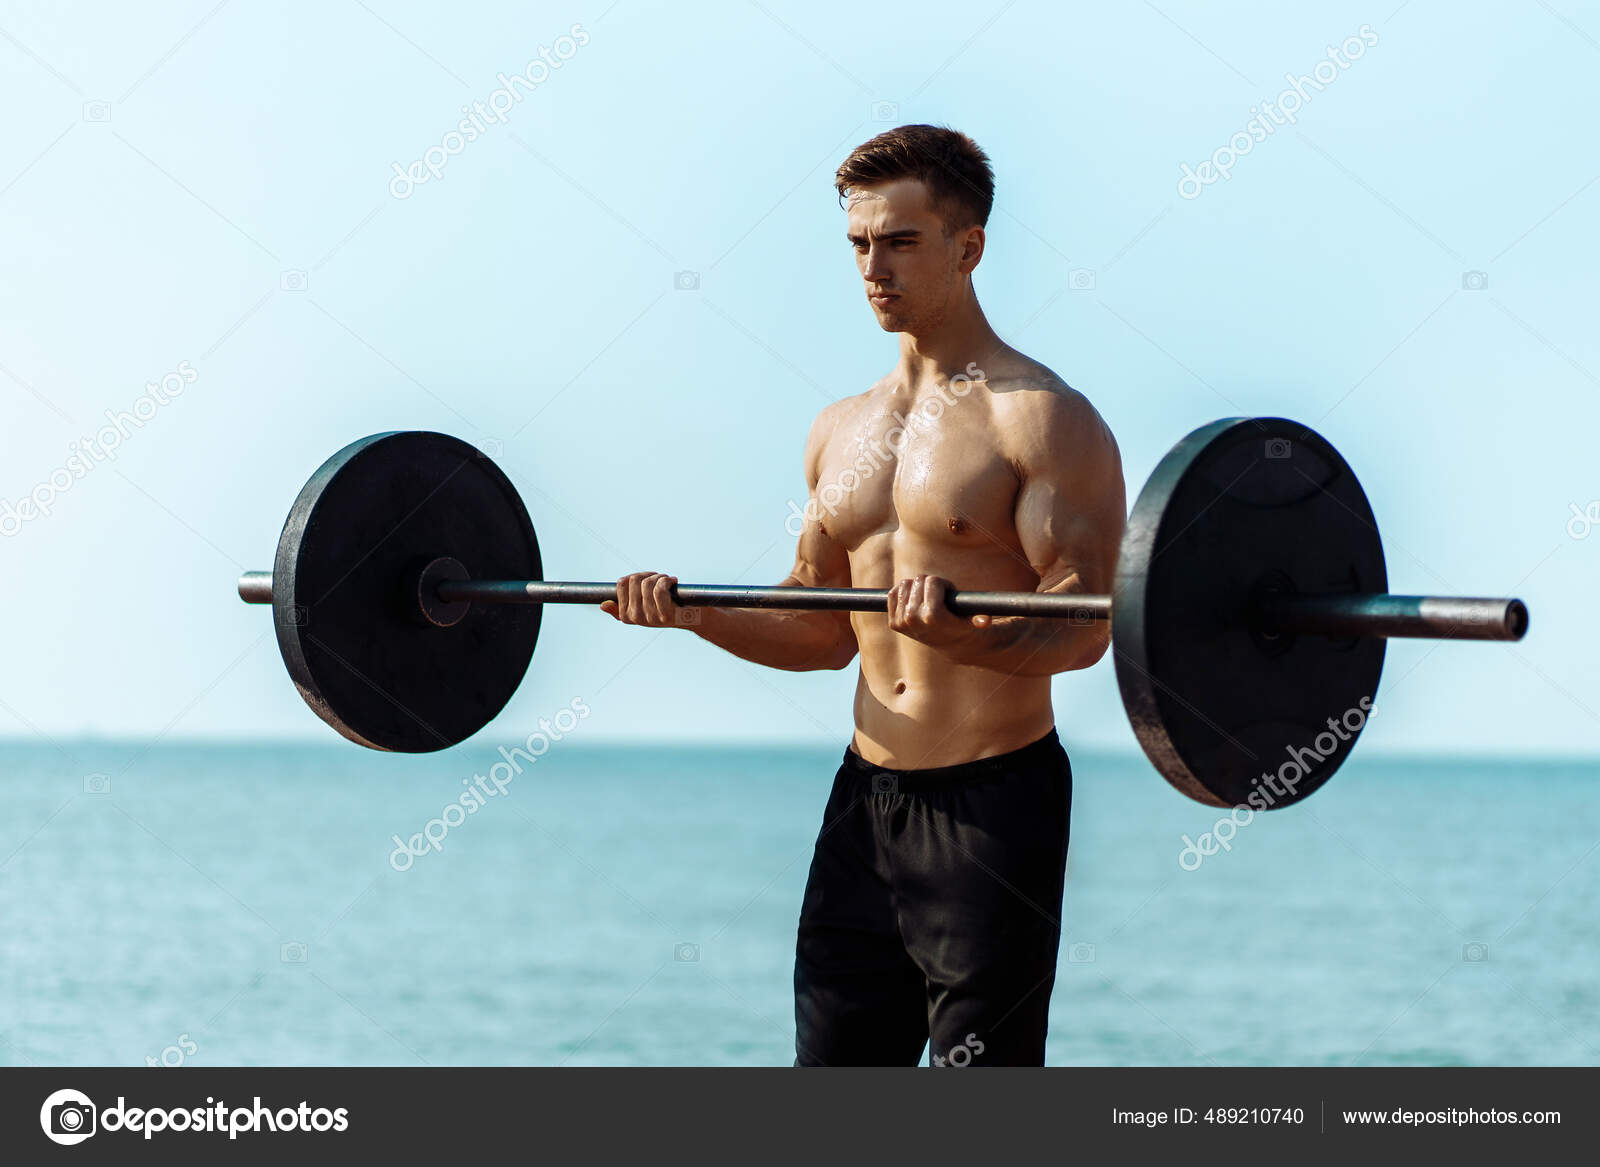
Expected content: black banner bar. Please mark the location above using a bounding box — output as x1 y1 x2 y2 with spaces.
4 1067 1595 1161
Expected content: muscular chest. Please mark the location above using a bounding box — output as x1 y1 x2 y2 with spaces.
813 399 1020 551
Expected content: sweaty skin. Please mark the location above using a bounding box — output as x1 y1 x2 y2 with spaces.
603 177 1126 768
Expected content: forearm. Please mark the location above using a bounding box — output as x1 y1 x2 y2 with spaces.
690 603 853 671
947 613 1108 676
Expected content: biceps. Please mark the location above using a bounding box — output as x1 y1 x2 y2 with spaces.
784 502 858 659
785 498 853 589
1014 477 1124 593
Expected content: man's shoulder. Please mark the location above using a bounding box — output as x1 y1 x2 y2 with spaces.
802 387 878 483
808 381 887 439
980 356 1120 489
986 356 1106 438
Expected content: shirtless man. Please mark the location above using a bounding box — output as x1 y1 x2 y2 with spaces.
601 125 1126 1066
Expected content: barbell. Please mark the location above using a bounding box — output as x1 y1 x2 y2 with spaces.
237 417 1528 809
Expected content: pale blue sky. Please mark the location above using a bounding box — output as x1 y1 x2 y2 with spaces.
0 0 1595 755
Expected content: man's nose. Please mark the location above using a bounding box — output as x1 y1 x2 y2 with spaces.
863 245 892 282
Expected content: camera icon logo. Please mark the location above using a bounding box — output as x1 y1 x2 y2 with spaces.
674 942 700 962
82 101 111 123
280 269 308 292
675 607 701 627
281 941 308 963
479 437 504 459
1462 941 1488 962
871 100 899 122
1265 438 1292 459
1461 270 1488 291
1068 941 1096 963
674 270 700 291
40 1088 97 1145
277 604 309 628
870 774 899 795
83 772 111 794
1068 268 1096 291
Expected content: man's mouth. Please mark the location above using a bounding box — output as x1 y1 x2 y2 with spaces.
869 292 898 306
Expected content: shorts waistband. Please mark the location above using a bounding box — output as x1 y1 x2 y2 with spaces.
840 728 1064 792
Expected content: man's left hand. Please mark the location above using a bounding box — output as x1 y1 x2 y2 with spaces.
886 574 992 653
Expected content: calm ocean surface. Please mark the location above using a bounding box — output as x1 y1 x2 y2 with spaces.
2 739 1596 1067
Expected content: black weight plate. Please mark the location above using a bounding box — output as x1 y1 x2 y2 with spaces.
1112 418 1386 808
272 432 542 751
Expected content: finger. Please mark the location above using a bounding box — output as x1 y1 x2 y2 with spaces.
902 583 925 630
620 575 642 624
600 599 618 619
638 574 660 625
629 575 651 624
644 574 673 625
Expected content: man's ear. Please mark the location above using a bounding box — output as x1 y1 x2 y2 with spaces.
958 226 985 274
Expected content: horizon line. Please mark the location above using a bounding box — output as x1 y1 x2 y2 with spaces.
0 734 1595 768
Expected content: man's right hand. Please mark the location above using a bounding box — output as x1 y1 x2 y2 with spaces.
599 572 699 627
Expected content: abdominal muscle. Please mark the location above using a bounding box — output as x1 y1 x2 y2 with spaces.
843 540 1057 769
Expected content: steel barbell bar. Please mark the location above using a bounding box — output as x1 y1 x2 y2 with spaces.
238 573 1526 641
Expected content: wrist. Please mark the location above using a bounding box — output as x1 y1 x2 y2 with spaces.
945 619 1003 663
685 605 725 636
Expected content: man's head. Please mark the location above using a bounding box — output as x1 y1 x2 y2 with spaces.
834 125 994 335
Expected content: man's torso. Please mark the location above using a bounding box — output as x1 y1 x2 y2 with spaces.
813 358 1083 767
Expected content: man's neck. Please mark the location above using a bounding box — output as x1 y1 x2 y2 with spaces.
894 301 1006 390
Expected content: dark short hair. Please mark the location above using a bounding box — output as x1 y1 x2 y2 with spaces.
834 124 994 233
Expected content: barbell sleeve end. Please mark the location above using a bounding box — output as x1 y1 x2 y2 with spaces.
1258 593 1530 642
239 572 273 604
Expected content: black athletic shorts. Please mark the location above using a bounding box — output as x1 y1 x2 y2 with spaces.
793 727 1072 1066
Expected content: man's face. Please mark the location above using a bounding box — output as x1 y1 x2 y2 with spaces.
845 178 980 335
